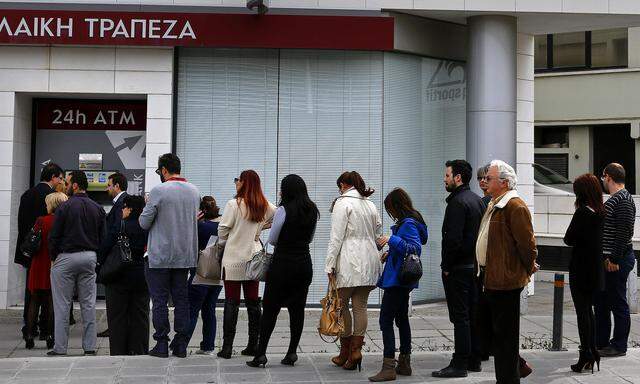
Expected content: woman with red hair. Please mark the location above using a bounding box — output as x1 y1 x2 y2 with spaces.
217 170 276 359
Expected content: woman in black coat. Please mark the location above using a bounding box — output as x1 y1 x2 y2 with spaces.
563 173 605 373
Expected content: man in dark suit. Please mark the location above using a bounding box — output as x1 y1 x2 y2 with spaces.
96 172 128 338
15 163 64 339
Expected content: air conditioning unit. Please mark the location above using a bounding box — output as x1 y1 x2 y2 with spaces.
247 0 269 14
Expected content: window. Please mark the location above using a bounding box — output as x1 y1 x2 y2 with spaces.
535 28 628 72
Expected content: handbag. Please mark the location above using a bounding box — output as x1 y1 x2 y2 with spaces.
399 244 423 286
196 235 224 280
318 276 344 342
245 239 273 282
20 218 43 260
97 221 133 284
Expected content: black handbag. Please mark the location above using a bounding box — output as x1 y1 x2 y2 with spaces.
20 218 43 260
399 244 423 286
97 221 133 284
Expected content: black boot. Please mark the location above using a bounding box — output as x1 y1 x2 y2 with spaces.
217 299 240 359
571 350 595 373
241 299 262 356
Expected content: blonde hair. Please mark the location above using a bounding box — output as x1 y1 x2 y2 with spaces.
45 192 68 214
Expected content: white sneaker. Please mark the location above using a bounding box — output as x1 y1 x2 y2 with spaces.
195 349 216 355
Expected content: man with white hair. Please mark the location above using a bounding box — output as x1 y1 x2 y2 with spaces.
475 160 537 383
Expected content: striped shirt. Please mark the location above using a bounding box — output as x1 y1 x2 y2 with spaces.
602 188 636 262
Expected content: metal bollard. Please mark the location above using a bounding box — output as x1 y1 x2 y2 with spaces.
550 273 566 351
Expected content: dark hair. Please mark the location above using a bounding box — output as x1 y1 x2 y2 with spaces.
40 163 63 182
158 153 181 175
604 163 626 184
446 159 473 184
69 170 88 191
200 196 221 220
384 188 425 224
336 171 374 198
573 174 605 216
280 174 319 226
236 170 269 223
108 172 128 192
123 195 145 219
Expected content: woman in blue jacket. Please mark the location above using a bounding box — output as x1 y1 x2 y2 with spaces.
369 188 428 382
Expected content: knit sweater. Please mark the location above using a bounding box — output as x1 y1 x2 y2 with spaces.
218 198 276 281
602 188 636 263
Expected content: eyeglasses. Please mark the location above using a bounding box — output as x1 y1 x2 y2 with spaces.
601 174 608 182
477 177 485 181
234 178 240 183
483 176 502 182
155 168 162 176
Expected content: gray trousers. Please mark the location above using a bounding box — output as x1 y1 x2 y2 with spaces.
50 251 97 353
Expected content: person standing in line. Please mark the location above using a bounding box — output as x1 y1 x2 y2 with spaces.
103 195 150 355
139 153 200 358
368 188 428 382
217 170 276 359
564 174 605 373
185 196 223 355
476 164 492 206
24 192 68 350
97 172 129 339
15 163 64 341
48 171 106 356
432 160 485 378
475 160 537 383
595 163 636 357
326 171 382 372
247 174 319 368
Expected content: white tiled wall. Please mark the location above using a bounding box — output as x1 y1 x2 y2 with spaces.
0 46 174 308
516 33 535 213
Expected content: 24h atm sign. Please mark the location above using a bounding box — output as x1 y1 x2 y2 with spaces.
0 9 394 50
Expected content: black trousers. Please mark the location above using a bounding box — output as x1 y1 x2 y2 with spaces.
105 284 150 355
442 268 480 367
485 288 523 384
257 258 312 357
570 275 596 354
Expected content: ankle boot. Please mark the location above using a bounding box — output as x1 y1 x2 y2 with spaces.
571 350 595 373
217 299 240 359
344 335 365 372
241 299 262 356
368 358 396 382
592 347 601 372
396 353 412 376
332 336 352 366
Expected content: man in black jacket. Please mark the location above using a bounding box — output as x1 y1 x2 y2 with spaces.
433 160 485 378
96 172 128 338
15 163 64 339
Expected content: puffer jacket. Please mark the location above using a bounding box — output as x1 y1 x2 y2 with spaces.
325 188 383 288
377 217 429 289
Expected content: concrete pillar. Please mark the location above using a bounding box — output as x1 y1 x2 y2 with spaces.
466 15 518 181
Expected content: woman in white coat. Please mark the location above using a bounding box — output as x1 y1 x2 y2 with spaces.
326 171 382 372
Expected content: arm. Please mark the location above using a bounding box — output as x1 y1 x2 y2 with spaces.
611 200 635 264
217 200 237 241
441 200 466 272
48 203 67 260
388 221 421 257
99 207 123 265
509 203 538 275
325 201 350 274
267 206 286 247
138 189 159 231
563 208 584 247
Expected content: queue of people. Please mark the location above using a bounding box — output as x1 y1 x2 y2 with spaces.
12 153 636 384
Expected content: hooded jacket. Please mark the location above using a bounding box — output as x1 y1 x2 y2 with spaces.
377 217 429 289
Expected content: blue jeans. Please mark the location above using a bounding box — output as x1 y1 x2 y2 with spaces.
595 248 636 352
186 272 222 351
379 287 411 358
144 265 190 347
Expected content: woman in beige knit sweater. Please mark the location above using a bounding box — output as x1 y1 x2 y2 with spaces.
216 170 276 359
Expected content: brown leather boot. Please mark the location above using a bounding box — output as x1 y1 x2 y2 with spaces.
331 336 352 366
368 358 396 382
344 335 365 371
396 353 412 376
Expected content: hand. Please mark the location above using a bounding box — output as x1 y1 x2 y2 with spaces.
122 207 131 220
376 236 389 248
196 210 204 221
443 271 449 276
532 263 540 273
380 251 389 262
608 262 620 272
327 269 335 280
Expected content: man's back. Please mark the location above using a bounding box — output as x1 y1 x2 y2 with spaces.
603 188 636 262
15 183 53 266
139 179 200 269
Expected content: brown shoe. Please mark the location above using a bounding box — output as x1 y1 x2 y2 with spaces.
344 336 365 371
368 358 396 382
396 353 412 376
331 336 352 366
519 357 533 378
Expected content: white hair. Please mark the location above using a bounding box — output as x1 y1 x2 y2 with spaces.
489 160 518 190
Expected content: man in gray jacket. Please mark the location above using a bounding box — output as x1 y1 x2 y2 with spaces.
140 153 200 358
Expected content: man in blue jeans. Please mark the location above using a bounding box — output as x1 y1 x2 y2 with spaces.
595 163 637 357
139 153 200 358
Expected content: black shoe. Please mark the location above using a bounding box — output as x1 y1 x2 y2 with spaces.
97 329 109 338
281 353 298 366
599 346 626 357
246 355 267 368
46 336 54 350
432 365 468 378
241 299 261 356
25 339 34 350
149 343 169 358
172 346 187 358
47 350 66 356
467 361 482 373
217 299 240 360
84 351 96 356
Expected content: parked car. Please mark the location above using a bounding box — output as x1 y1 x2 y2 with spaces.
533 163 574 195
